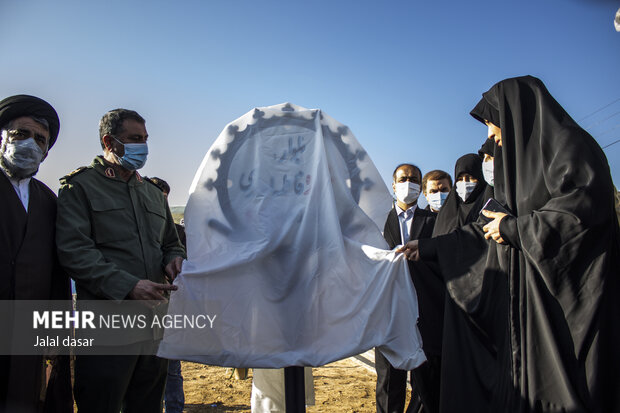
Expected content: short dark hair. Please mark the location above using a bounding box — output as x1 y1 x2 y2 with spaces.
149 177 170 194
392 163 422 182
422 170 452 193
99 109 145 149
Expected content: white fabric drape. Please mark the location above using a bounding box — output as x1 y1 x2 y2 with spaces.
251 368 315 412
158 103 425 370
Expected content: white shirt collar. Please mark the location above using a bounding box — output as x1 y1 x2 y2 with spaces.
2 168 31 211
395 203 417 217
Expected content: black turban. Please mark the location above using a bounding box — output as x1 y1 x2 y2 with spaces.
0 95 60 149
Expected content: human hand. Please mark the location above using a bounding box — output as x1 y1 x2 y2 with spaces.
481 210 507 244
396 240 420 261
128 279 178 303
165 256 184 282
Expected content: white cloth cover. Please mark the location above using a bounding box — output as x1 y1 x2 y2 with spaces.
251 368 315 412
157 103 426 370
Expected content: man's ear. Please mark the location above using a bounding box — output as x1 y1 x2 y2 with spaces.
102 135 114 151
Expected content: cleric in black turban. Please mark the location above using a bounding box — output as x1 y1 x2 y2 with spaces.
0 94 60 149
0 94 72 412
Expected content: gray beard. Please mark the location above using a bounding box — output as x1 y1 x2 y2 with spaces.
0 140 40 180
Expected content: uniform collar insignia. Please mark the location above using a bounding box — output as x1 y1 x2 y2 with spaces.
135 172 143 183
104 167 115 178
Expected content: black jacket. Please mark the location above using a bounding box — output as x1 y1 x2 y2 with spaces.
383 206 443 356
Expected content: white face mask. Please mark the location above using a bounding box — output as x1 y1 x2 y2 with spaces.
482 159 494 187
394 182 420 205
456 181 477 202
426 191 449 211
0 136 46 179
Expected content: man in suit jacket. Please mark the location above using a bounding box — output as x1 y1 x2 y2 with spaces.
376 163 443 413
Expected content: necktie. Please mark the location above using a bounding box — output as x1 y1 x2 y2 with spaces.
401 209 412 245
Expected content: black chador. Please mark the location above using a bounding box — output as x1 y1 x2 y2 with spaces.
420 76 620 413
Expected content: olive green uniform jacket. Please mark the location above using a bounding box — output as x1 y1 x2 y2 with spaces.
56 156 185 301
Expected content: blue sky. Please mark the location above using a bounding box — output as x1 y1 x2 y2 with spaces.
2 0 619 206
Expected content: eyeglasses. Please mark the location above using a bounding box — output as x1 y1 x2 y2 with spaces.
6 128 49 149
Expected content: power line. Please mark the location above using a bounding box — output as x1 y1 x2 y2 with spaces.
583 109 620 130
595 122 620 137
578 97 620 122
602 139 620 149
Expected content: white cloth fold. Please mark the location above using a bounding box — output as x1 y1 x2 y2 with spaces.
158 103 425 370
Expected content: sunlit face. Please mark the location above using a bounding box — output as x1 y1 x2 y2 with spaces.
392 165 421 192
424 178 451 197
392 165 422 208
483 153 493 162
116 119 148 145
3 116 50 152
103 119 148 157
457 173 478 183
485 120 502 147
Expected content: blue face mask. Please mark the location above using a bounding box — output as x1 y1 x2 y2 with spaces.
426 191 449 211
113 138 148 170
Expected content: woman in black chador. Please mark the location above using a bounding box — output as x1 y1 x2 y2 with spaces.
401 75 620 412
432 151 488 237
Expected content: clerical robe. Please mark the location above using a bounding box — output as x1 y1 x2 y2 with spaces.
0 172 71 413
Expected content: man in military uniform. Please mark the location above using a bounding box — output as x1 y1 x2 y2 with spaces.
56 108 185 413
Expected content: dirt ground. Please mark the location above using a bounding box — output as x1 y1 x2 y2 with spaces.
181 355 409 412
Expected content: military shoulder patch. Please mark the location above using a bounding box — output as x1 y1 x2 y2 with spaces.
59 166 88 184
143 177 168 196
